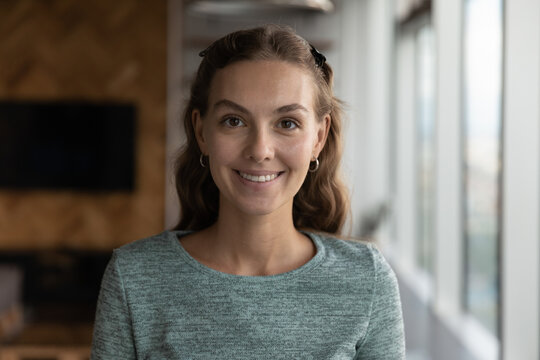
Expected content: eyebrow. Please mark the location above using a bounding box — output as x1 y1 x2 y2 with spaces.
276 103 309 114
212 99 309 115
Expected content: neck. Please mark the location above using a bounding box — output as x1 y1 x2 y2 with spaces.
203 200 313 276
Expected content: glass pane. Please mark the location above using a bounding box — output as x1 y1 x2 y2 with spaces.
417 24 435 273
463 0 503 335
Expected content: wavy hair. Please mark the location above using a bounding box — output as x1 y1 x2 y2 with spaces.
174 24 349 234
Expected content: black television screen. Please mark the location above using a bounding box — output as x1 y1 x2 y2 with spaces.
0 101 136 191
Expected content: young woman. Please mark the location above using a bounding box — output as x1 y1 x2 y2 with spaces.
91 24 405 359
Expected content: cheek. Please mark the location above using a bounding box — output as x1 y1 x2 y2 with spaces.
208 136 239 166
279 133 316 168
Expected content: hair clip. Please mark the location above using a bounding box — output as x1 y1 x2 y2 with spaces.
199 42 214 57
310 44 326 67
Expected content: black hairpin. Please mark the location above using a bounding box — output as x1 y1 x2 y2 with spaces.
199 42 214 57
310 44 326 68
199 48 209 57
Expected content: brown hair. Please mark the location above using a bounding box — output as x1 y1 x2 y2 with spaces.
174 24 349 234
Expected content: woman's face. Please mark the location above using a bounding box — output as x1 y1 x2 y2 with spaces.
193 60 330 218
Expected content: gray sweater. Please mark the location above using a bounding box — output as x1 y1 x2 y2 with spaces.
91 231 405 359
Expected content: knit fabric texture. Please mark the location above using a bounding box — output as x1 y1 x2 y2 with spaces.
91 230 405 359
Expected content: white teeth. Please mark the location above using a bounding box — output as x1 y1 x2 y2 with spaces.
239 172 278 183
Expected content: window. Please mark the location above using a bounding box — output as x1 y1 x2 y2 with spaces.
462 0 503 335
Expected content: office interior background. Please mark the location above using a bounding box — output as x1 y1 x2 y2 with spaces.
0 0 538 359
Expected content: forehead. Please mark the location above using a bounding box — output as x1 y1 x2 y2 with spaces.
208 60 316 113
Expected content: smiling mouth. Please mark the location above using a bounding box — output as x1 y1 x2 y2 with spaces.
237 171 282 183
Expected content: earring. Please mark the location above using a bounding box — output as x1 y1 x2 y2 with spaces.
199 154 207 168
308 158 319 172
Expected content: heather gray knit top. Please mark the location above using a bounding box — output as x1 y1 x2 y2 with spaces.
91 231 405 359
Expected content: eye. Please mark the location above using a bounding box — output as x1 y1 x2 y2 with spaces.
222 116 245 128
277 119 298 129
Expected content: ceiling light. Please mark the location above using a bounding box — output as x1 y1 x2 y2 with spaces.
186 0 335 17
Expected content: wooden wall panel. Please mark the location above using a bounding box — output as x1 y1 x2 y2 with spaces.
0 0 167 250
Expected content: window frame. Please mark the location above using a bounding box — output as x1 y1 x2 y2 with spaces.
501 0 540 358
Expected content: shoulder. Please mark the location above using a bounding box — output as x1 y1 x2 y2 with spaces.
108 230 190 277
115 230 179 254
309 232 398 285
309 232 387 268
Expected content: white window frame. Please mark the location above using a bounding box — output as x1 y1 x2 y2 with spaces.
502 0 540 358
432 0 463 322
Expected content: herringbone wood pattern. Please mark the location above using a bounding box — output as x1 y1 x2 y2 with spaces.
0 0 167 250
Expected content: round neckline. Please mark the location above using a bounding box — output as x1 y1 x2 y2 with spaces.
168 230 326 282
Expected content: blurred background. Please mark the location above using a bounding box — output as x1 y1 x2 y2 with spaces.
0 0 538 359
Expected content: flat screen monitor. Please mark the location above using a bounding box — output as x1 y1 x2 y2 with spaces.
0 100 136 191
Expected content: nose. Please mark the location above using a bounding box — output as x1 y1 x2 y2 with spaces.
243 126 275 163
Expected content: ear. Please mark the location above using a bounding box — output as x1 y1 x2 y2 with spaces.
313 114 331 158
192 109 208 154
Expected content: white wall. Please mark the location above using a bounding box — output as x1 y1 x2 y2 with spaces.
336 0 366 236
359 0 393 219
337 0 395 239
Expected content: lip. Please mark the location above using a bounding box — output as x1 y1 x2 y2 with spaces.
235 169 282 176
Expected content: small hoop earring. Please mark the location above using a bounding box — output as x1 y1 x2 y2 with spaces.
309 158 319 172
199 154 207 168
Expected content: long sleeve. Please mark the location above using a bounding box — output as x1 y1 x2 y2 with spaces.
91 252 137 360
354 246 406 359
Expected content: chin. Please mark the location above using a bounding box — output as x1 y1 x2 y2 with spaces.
227 196 290 217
